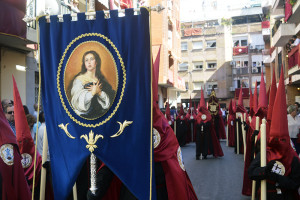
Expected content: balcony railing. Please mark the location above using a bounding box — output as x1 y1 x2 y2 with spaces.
271 20 282 37
233 46 248 56
232 67 249 75
288 44 300 69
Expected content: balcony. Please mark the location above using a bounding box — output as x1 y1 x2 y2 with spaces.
177 76 186 91
272 23 295 47
232 67 249 75
233 46 248 56
262 21 270 41
287 0 300 23
290 74 300 84
272 0 285 13
288 44 300 75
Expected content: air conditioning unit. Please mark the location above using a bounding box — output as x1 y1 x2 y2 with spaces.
230 87 235 91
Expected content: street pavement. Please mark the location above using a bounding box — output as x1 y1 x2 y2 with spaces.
181 140 252 200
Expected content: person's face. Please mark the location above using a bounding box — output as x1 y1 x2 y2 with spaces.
84 53 97 72
5 106 14 122
294 104 299 110
291 110 297 117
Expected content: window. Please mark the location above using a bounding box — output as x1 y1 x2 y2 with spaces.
241 40 248 46
179 63 188 71
193 62 203 70
233 38 248 47
207 82 218 94
185 82 189 90
181 42 188 51
241 79 249 88
255 45 264 50
233 40 239 47
192 41 203 50
193 82 203 90
168 30 172 48
207 62 217 69
206 40 216 48
233 58 248 68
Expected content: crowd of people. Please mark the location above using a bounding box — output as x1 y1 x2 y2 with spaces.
1 70 300 199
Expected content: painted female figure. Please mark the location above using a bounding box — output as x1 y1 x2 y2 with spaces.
70 50 115 119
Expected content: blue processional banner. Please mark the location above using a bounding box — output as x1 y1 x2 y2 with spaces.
39 8 154 200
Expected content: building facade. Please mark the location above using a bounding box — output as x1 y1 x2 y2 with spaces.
264 0 300 106
180 4 266 108
179 20 232 108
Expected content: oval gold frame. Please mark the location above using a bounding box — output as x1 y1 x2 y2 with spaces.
57 33 126 128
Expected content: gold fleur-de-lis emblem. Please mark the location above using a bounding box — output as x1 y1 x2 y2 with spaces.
80 130 103 153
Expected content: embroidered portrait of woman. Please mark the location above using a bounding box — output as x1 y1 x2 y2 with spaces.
65 42 117 120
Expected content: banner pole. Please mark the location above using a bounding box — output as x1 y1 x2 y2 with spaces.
39 128 48 200
90 153 97 194
260 119 267 200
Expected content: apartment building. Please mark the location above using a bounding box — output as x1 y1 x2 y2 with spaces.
150 0 185 108
231 7 266 107
179 20 232 107
180 4 265 108
265 0 300 105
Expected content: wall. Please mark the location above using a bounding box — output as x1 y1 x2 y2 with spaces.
26 53 39 114
1 48 26 103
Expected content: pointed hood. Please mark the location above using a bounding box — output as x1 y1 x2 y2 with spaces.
255 72 268 118
267 67 298 175
249 88 254 117
13 76 42 189
253 81 258 113
236 86 247 113
232 99 237 114
165 100 171 121
152 46 161 104
178 104 184 117
193 100 197 115
228 99 233 115
200 87 206 109
267 70 277 122
238 86 243 107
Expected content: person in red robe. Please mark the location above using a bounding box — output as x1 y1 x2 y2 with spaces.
217 105 227 140
227 100 236 147
242 75 268 196
0 101 31 200
235 87 247 154
195 89 223 160
176 105 188 147
248 68 300 200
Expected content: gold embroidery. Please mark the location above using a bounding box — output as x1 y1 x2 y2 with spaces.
80 130 103 153
110 120 133 138
58 123 76 139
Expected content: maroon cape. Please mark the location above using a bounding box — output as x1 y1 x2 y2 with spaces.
0 104 31 200
217 109 226 139
196 108 224 158
154 103 198 199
